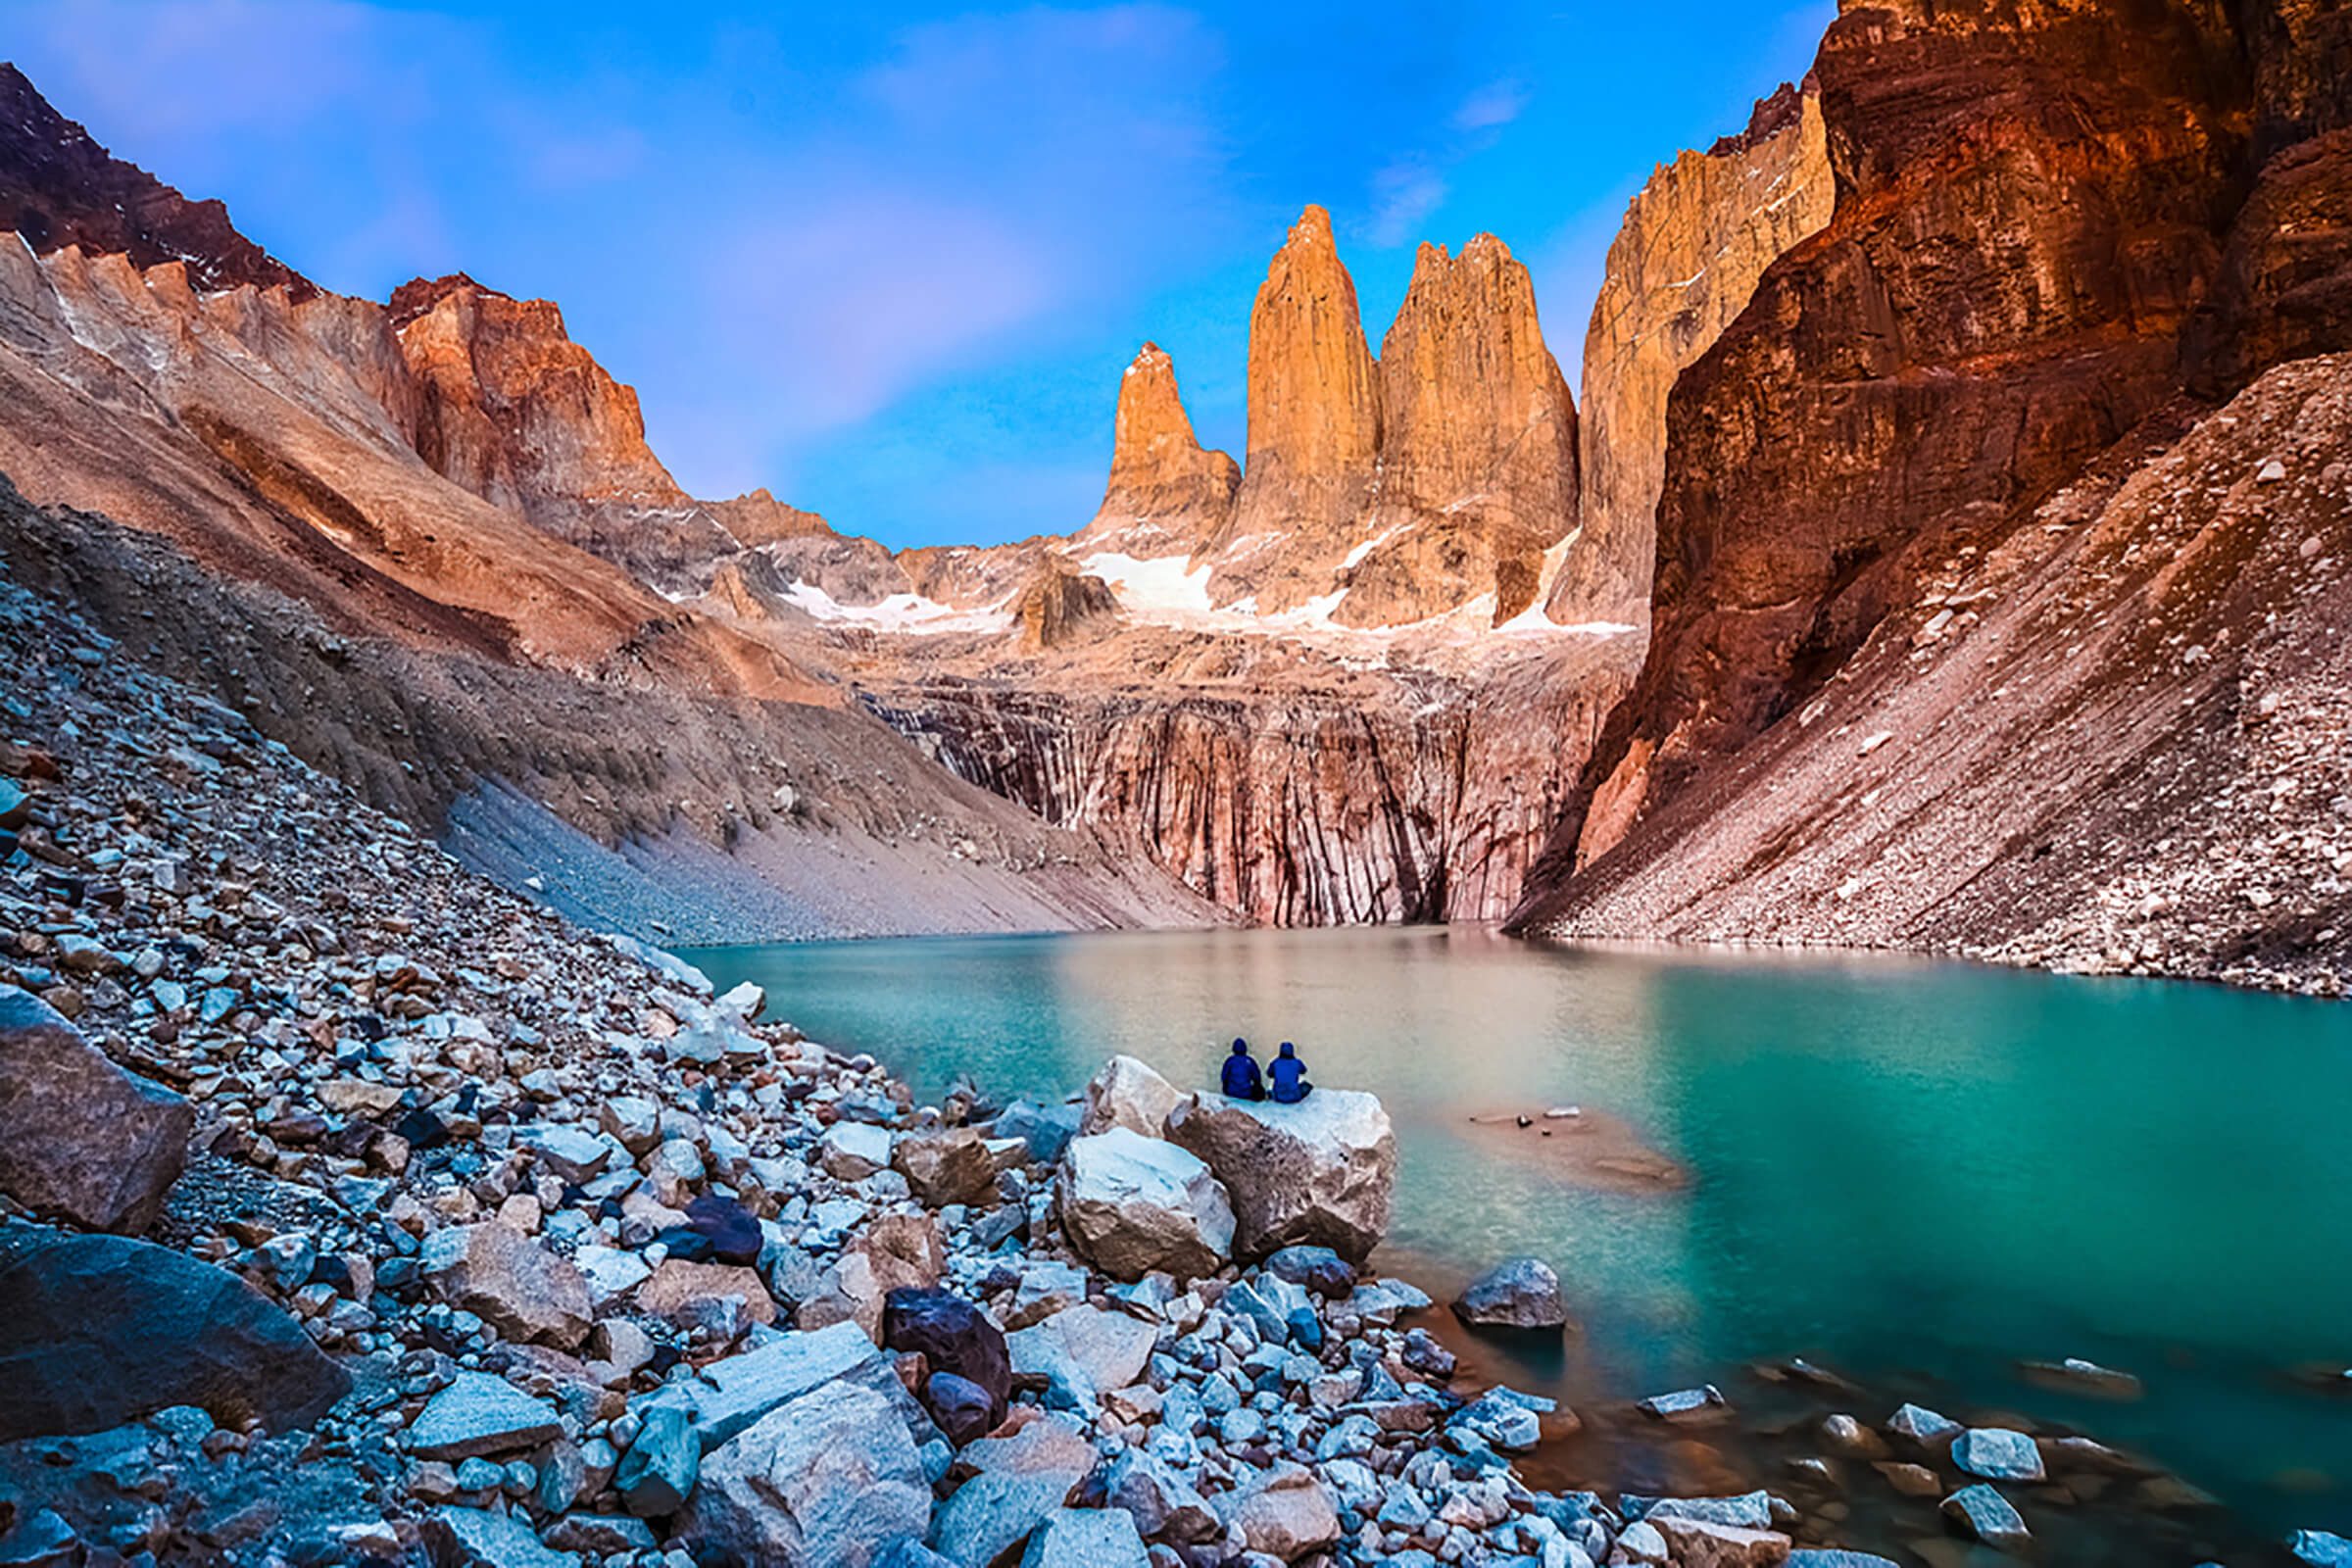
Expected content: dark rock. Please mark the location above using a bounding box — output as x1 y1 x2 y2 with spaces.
925 1371 997 1447
0 1231 350 1440
882 1287 1009 1431
1263 1245 1354 1299
686 1193 763 1266
0 989 191 1234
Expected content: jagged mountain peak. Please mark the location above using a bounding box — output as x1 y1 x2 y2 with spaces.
0 61 312 298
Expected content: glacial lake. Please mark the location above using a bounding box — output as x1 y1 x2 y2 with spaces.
689 925 2352 1556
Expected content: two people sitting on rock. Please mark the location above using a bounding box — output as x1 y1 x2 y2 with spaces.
1220 1038 1313 1104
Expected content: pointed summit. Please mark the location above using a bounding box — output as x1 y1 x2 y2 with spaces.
1206 204 1383 611
1076 342 1239 560
1344 230 1578 626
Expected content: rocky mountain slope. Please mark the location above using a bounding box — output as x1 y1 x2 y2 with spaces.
1511 0 2352 993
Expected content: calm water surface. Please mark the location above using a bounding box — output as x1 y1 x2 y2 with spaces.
689 926 2352 1550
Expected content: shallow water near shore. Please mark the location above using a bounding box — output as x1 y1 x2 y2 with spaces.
689 924 2352 1554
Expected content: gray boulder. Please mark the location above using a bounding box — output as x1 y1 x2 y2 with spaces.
0 990 191 1234
931 1415 1095 1566
427 1507 580 1568
0 1231 349 1440
1953 1427 2046 1483
638 1320 935 1453
1451 1256 1568 1331
1940 1484 2031 1551
1006 1305 1157 1407
1077 1055 1184 1139
1164 1089 1395 1262
1020 1507 1149 1568
1058 1128 1234 1283
406 1371 564 1461
681 1381 931 1567
1219 1463 1339 1561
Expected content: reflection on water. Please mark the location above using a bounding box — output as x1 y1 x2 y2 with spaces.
688 925 2352 1547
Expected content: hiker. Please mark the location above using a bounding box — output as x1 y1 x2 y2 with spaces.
1269 1040 1313 1103
1219 1038 1265 1102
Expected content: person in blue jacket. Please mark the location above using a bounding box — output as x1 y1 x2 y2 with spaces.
1269 1040 1313 1103
1219 1038 1265 1101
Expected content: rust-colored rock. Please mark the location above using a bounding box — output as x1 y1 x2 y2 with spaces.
1551 81 1833 628
1076 342 1239 561
1345 235 1577 628
1529 0 2252 875
0 64 310 297
1208 205 1383 612
1015 561 1119 651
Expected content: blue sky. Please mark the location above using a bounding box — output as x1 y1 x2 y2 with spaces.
9 1 1833 548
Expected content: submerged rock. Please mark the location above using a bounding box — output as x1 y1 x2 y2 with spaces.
1058 1127 1234 1282
1164 1089 1396 1262
1940 1483 2031 1551
0 1231 349 1440
0 990 191 1234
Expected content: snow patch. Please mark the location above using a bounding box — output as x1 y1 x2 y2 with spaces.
781 579 1011 635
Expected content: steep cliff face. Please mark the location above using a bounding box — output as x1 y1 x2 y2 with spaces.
0 63 310 297
1514 352 2352 993
1073 342 1240 561
1533 0 2254 875
1345 235 1578 628
1551 82 1834 628
1206 205 1385 612
868 637 1634 924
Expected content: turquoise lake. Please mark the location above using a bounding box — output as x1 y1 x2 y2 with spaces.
688 925 2352 1555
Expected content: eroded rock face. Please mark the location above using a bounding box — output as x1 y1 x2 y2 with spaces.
1076 343 1240 561
0 990 190 1234
1164 1090 1395 1263
1551 81 1834 628
1531 0 2254 876
1347 235 1577 628
1015 561 1119 651
1209 205 1384 613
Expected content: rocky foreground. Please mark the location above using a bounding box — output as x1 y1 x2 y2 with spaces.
7 560 2348 1568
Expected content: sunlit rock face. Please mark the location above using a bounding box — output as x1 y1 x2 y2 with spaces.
1551 81 1834 630
1203 204 1386 615
1345 234 1579 629
1074 342 1240 563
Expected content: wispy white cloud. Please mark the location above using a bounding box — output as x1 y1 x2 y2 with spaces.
1453 77 1528 131
1366 160 1449 249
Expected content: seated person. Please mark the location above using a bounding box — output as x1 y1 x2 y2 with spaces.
1268 1040 1313 1103
1219 1037 1264 1101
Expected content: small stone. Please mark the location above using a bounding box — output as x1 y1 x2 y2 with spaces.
1451 1256 1567 1331
1940 1484 2031 1551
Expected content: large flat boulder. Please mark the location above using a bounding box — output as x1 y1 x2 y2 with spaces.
681 1381 931 1568
1164 1090 1395 1262
0 1232 349 1440
0 990 191 1233
641 1321 934 1453
1057 1128 1233 1283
